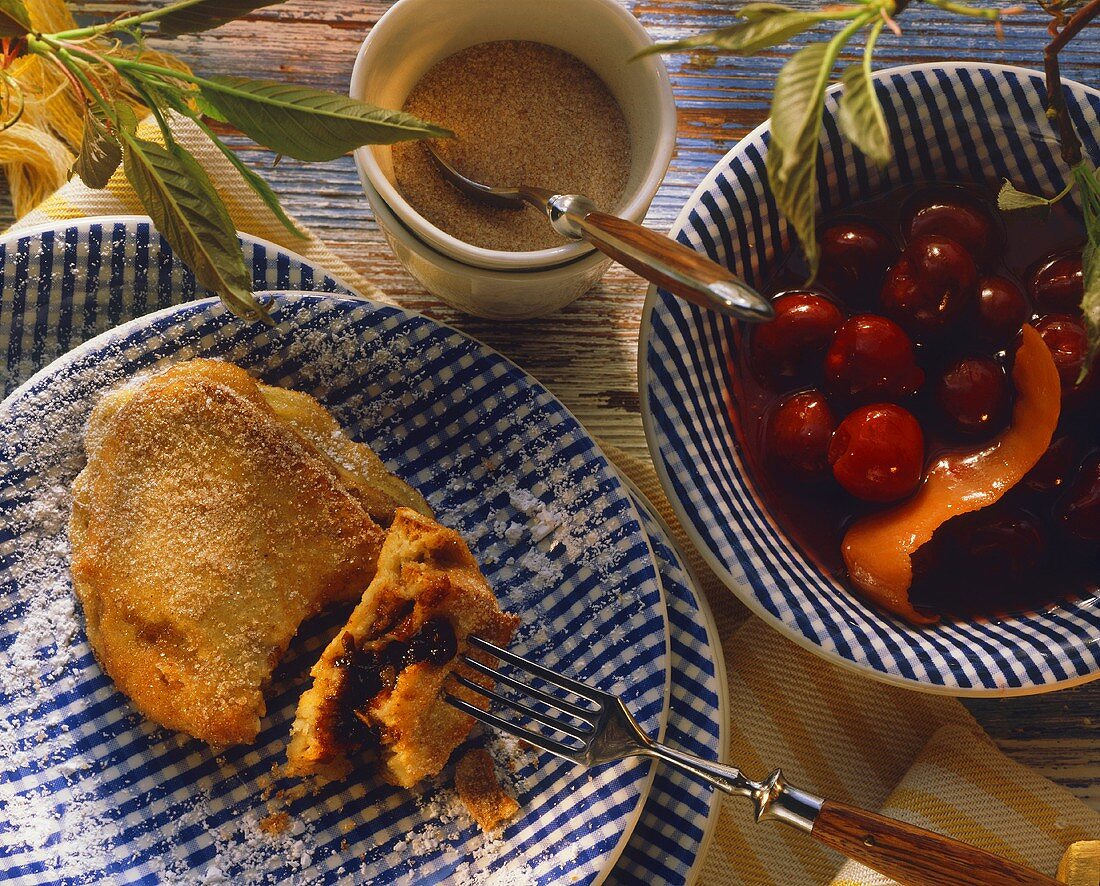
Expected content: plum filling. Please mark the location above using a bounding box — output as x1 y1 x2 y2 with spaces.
332 617 458 750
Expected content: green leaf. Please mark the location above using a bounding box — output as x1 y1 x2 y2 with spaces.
739 3 802 18
767 41 833 274
770 42 830 179
634 6 823 58
192 89 228 123
121 133 268 322
767 138 819 272
72 106 122 189
115 101 139 134
997 179 1059 212
1081 238 1099 381
197 76 451 162
122 69 303 238
1073 162 1100 379
0 0 31 37
837 62 891 166
157 0 288 36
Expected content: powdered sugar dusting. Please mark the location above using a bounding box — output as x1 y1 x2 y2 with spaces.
0 294 667 883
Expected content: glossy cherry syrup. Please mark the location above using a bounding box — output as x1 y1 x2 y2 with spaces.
730 182 1098 621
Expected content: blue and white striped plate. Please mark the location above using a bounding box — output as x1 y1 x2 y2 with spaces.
611 482 727 886
0 221 676 883
641 63 1100 696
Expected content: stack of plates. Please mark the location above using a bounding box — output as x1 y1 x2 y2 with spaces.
0 220 727 884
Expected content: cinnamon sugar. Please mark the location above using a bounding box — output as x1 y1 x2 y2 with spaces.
455 747 519 832
393 40 631 251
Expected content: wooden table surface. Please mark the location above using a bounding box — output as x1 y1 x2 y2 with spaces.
57 0 1100 817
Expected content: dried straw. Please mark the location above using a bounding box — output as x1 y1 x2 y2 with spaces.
0 0 191 218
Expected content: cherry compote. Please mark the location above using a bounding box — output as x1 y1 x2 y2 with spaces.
750 292 844 384
934 356 1011 438
828 404 924 502
1030 253 1083 314
824 315 924 401
902 187 1000 262
817 220 898 302
1035 314 1088 392
767 390 836 481
976 275 1029 348
734 182 1095 621
880 234 978 339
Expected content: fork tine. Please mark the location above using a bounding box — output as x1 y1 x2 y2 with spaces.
468 636 609 704
444 693 582 761
461 656 598 721
452 673 592 740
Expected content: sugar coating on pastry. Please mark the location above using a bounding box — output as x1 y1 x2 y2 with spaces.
287 507 519 788
69 358 421 747
257 383 431 527
455 747 519 832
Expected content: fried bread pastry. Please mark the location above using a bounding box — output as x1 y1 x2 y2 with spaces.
69 359 424 747
455 747 519 832
287 508 519 787
259 384 430 527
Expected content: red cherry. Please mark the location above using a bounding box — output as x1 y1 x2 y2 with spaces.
1035 313 1088 391
818 221 897 302
750 292 844 385
766 390 837 481
935 357 1011 438
903 191 999 261
828 403 925 502
976 274 1029 348
879 234 978 339
824 314 924 401
1022 436 1082 496
1057 452 1100 543
1030 253 1083 314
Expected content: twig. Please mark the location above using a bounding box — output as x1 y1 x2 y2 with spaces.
1043 0 1100 166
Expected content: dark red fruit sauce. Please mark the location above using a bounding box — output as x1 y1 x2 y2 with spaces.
732 183 1099 621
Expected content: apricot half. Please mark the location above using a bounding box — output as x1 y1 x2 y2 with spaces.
841 324 1061 624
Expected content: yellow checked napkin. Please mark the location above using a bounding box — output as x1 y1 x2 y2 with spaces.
8 116 1100 886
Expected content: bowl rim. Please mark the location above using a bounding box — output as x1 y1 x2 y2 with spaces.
639 60 1100 697
349 0 678 271
357 167 612 281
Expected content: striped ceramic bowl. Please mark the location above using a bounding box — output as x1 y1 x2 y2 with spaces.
641 63 1100 696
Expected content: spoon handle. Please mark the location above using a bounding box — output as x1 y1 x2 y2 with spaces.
571 210 774 321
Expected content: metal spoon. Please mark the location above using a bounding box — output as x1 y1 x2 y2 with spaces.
424 142 775 322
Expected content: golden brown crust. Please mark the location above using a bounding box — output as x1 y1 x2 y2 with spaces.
455 748 519 832
69 359 394 747
257 384 431 526
287 508 519 787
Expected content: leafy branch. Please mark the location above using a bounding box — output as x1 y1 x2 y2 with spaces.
0 0 451 321
637 0 1022 274
641 0 1098 371
997 0 1100 372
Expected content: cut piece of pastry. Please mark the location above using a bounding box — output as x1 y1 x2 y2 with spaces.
455 747 519 832
69 358 419 747
287 508 519 787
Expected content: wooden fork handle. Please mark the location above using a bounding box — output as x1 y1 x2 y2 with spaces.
811 800 1061 886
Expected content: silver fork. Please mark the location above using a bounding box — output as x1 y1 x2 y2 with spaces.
446 637 1059 886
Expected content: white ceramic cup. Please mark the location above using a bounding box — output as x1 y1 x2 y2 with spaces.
349 0 676 316
360 172 614 321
